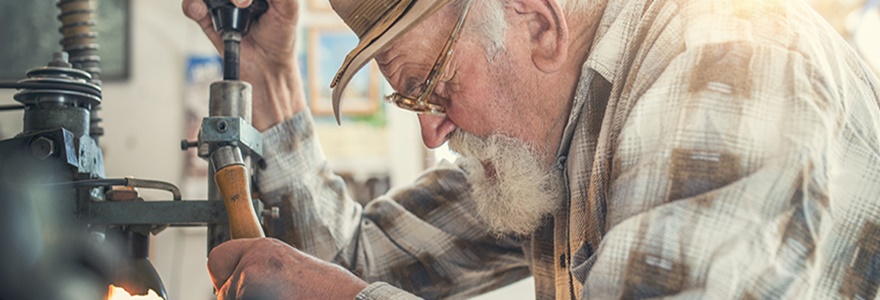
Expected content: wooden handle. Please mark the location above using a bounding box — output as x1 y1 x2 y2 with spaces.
214 164 265 239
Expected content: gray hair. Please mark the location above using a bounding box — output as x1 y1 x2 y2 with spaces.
471 0 587 62
473 0 509 62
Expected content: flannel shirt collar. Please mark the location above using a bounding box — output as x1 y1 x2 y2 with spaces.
556 0 640 160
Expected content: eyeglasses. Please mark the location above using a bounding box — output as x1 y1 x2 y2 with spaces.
384 0 475 116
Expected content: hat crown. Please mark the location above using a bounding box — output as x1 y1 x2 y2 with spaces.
330 0 405 38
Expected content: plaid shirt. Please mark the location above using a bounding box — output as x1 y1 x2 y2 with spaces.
256 0 880 298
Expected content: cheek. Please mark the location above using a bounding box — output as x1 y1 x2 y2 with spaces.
443 42 525 137
446 69 509 137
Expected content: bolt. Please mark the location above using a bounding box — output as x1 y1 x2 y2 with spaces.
30 136 55 159
261 206 280 219
257 159 267 170
216 120 228 133
48 51 72 68
180 139 198 150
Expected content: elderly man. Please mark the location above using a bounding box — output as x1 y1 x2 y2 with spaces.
183 0 880 298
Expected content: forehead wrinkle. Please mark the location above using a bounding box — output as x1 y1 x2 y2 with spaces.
378 34 441 86
377 46 415 91
377 8 462 92
376 47 403 76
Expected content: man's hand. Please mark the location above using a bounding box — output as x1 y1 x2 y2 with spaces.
208 238 369 300
182 0 307 131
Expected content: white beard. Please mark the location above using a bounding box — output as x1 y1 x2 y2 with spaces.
448 129 565 237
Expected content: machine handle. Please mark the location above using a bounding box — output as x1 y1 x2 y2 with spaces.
203 0 269 34
214 164 265 239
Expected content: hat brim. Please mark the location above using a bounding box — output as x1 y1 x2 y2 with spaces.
331 0 453 123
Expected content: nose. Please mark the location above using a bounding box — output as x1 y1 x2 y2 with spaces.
418 114 456 148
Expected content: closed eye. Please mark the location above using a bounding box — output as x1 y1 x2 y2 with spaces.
404 77 423 97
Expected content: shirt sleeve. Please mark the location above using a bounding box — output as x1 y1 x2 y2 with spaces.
579 40 880 299
256 111 531 299
356 282 422 300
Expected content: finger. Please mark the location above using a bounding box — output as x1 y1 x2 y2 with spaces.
182 0 208 21
264 0 299 19
247 0 299 47
207 239 256 291
216 279 234 300
183 0 224 50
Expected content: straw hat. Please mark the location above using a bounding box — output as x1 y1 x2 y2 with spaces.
329 0 454 122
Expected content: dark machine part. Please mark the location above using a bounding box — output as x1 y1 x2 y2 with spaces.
0 135 112 300
203 0 268 80
57 0 104 142
11 52 105 178
0 0 274 298
2 1 169 299
108 228 168 299
15 52 102 139
0 47 110 298
0 51 194 298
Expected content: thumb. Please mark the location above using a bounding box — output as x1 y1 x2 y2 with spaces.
207 239 257 290
182 0 224 61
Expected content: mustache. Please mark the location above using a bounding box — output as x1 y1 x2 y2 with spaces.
447 128 564 236
447 129 544 161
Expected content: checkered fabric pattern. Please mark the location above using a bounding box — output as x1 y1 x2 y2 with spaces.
255 0 880 298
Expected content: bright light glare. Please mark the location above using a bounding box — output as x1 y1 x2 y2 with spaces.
106 285 164 300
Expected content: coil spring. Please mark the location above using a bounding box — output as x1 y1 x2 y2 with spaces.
57 0 101 86
57 0 104 140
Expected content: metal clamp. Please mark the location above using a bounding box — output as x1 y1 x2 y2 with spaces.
199 116 263 160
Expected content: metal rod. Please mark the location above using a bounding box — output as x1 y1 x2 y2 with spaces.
0 105 25 111
126 178 182 201
222 32 242 81
44 178 182 201
83 200 229 226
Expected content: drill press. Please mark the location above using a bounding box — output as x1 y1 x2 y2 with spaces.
0 1 271 298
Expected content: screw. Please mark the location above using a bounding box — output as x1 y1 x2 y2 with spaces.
257 159 267 170
261 207 280 219
180 139 198 150
216 120 228 133
48 51 72 68
30 136 55 159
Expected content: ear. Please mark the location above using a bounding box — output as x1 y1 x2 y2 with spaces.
510 0 569 73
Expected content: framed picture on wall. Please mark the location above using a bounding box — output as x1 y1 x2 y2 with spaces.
307 26 381 116
0 0 130 81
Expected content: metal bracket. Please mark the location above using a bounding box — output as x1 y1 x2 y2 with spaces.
199 116 263 160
